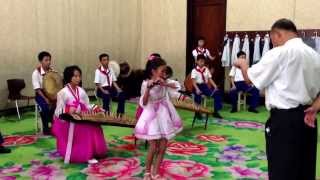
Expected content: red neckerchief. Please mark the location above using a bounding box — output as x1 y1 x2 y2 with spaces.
98 66 111 86
196 47 206 55
195 66 207 83
67 84 79 102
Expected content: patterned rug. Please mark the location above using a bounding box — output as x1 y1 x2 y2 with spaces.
0 103 319 179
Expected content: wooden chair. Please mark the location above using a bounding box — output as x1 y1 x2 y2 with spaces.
237 91 248 111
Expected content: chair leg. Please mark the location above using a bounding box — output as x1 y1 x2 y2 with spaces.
205 113 209 130
237 93 241 111
15 100 21 120
35 103 38 134
192 112 197 128
144 140 148 149
244 94 247 110
203 98 207 107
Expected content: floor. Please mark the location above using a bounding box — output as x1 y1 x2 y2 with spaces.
0 101 319 179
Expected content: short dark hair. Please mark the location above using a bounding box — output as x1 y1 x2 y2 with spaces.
237 51 246 58
63 65 82 85
99 53 109 61
148 53 161 61
165 66 173 78
198 36 205 41
197 54 206 61
150 53 161 58
145 58 167 79
38 51 51 62
271 18 298 33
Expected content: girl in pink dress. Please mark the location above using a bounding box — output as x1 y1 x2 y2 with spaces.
135 58 183 180
135 53 162 120
52 65 107 164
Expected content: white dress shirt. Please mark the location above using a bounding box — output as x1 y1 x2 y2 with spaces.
94 66 117 87
242 34 250 60
221 35 231 67
191 66 212 84
253 34 261 63
248 38 320 110
231 34 241 64
166 79 182 99
32 66 46 90
262 34 270 56
229 66 244 82
192 47 211 60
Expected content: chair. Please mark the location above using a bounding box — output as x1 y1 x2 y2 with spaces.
237 91 248 111
184 74 211 129
7 79 35 119
34 102 43 134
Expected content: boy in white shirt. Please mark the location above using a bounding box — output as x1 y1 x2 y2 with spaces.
32 51 55 135
95 53 125 116
229 51 260 113
191 55 223 118
192 37 215 61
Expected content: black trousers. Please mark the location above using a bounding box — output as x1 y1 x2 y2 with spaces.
265 105 317 180
0 132 4 145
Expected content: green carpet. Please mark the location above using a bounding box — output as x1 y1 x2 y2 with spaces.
0 102 319 179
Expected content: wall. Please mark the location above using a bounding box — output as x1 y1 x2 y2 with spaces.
227 0 320 31
140 0 187 81
0 0 187 110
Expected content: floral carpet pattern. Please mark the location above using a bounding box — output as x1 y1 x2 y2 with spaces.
0 119 268 180
1 103 319 179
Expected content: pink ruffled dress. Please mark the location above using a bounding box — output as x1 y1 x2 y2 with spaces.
135 80 183 140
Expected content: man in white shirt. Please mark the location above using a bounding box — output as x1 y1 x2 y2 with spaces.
32 51 55 135
229 51 260 113
95 53 125 116
191 55 223 118
234 19 320 180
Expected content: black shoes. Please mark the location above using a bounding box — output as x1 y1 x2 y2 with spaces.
230 108 237 113
213 112 223 119
248 108 259 113
0 146 11 154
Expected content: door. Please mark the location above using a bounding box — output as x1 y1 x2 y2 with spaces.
186 0 227 89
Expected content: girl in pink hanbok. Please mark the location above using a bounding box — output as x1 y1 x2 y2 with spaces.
135 58 183 180
52 65 107 164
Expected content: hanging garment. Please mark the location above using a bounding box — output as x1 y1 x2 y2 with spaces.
242 34 250 60
302 37 316 49
221 35 231 67
253 34 261 64
315 37 320 54
231 34 240 65
262 34 270 56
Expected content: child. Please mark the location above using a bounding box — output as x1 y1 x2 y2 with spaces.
191 54 223 118
52 66 107 164
0 132 11 154
192 36 215 62
94 53 125 116
135 53 162 120
32 51 55 135
162 66 190 100
135 58 183 180
229 51 260 113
